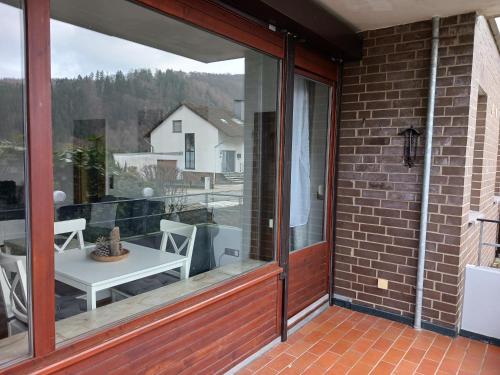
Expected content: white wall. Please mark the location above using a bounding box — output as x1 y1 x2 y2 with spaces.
151 106 219 173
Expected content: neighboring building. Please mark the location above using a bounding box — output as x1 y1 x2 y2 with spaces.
147 103 245 176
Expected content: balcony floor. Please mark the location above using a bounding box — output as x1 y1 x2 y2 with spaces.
237 306 499 374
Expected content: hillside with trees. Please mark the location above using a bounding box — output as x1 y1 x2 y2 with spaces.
0 69 244 203
0 68 244 153
51 69 244 152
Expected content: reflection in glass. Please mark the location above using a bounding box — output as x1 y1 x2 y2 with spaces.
290 75 330 251
50 0 279 342
0 0 30 364
184 133 195 170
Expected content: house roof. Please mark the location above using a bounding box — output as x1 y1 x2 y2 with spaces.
146 102 244 138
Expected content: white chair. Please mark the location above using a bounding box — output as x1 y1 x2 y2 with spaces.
53 219 88 298
160 220 197 279
0 253 28 335
54 218 86 253
111 220 197 300
0 253 86 325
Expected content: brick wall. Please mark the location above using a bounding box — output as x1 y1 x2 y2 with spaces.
458 14 500 325
335 13 500 331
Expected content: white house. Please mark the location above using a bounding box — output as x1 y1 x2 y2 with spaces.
147 103 244 175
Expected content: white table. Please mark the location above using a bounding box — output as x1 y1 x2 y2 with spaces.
54 241 188 310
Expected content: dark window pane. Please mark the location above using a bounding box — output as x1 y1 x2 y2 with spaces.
185 133 195 169
172 120 182 133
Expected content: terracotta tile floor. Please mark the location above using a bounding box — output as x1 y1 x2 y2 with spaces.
238 306 500 374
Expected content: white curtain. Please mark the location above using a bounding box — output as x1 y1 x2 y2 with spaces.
290 77 310 228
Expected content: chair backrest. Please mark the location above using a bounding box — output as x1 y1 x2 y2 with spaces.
160 220 197 274
54 218 86 253
0 253 28 323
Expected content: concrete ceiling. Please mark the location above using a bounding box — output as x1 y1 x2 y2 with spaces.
313 0 500 31
51 0 248 63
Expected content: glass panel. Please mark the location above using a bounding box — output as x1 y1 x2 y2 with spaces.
289 75 330 251
172 120 182 133
50 0 279 342
0 0 31 364
185 133 195 170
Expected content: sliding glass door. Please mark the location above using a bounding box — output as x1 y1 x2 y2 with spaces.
287 73 332 318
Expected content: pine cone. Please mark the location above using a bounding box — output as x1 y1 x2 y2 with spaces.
94 236 110 257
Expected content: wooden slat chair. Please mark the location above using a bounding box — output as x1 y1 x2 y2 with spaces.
0 253 28 335
0 253 86 329
54 218 86 253
53 219 87 297
159 220 197 279
112 220 197 299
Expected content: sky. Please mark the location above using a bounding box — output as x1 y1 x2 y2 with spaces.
0 3 23 79
0 3 245 79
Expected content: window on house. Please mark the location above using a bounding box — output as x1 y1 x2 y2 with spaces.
185 133 195 170
50 0 279 342
0 0 31 364
172 120 182 133
471 90 487 212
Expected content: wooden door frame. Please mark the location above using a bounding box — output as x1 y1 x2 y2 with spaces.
286 46 339 322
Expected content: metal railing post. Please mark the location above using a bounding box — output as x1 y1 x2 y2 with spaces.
478 220 484 266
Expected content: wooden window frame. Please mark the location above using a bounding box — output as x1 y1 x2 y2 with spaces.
25 0 55 358
7 0 286 372
12 1 341 372
295 44 338 85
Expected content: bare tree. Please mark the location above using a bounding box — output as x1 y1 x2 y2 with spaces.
141 165 188 215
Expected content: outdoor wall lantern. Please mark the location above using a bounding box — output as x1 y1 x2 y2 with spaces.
399 126 420 168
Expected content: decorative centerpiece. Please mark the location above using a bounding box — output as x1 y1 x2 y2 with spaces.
90 227 129 262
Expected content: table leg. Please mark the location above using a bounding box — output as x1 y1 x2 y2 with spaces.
180 262 189 279
86 287 97 310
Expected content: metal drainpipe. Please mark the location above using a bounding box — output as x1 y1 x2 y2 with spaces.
414 16 440 330
329 59 343 306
